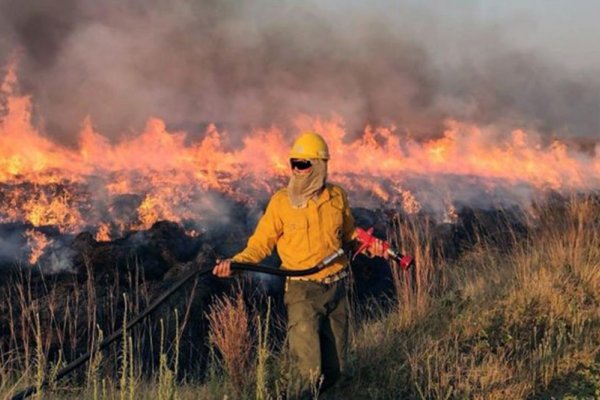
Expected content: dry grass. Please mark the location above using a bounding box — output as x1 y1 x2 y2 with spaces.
1 194 599 399
348 194 600 399
207 291 254 395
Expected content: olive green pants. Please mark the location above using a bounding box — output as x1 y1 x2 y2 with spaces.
285 279 348 397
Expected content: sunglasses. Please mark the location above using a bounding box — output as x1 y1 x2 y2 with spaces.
290 159 312 170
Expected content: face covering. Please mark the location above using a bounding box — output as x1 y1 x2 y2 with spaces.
287 159 327 208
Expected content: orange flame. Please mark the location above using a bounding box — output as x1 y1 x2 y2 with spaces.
95 222 111 242
1 63 599 255
25 229 51 264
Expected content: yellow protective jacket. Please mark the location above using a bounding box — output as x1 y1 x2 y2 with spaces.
232 183 355 281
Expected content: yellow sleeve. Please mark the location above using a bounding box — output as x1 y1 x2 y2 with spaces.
341 189 356 244
232 195 283 263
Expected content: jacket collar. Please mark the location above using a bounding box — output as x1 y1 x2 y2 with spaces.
314 183 333 207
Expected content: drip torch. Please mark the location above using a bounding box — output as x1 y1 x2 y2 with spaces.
354 227 414 270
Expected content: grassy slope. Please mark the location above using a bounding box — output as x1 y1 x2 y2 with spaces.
343 196 600 399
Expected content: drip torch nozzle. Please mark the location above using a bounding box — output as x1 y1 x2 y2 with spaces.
387 248 414 271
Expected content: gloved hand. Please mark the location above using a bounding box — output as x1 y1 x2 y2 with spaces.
365 238 390 259
212 259 233 277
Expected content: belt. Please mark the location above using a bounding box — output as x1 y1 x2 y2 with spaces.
289 268 349 285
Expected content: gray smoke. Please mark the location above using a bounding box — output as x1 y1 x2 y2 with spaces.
0 229 28 264
0 0 598 145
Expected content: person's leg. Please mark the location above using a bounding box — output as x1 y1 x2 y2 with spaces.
319 318 341 390
320 281 349 391
286 281 324 398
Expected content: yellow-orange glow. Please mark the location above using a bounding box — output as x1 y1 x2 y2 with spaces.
25 229 51 264
0 63 599 259
95 222 111 242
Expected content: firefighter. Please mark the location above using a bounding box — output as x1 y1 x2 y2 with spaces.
213 131 386 398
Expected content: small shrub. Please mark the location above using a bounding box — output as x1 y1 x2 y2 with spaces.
207 291 253 394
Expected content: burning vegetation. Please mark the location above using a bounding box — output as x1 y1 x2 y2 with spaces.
0 63 598 271
0 1 599 396
0 57 598 398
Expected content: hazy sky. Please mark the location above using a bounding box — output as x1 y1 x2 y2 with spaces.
417 0 600 70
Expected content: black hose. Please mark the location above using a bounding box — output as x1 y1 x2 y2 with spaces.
10 249 345 400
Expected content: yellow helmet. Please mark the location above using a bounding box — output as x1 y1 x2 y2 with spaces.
289 131 330 160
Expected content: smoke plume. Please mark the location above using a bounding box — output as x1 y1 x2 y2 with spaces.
0 0 598 145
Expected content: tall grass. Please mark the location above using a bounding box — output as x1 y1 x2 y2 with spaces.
1 194 599 399
207 290 253 394
254 299 271 400
350 194 600 399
